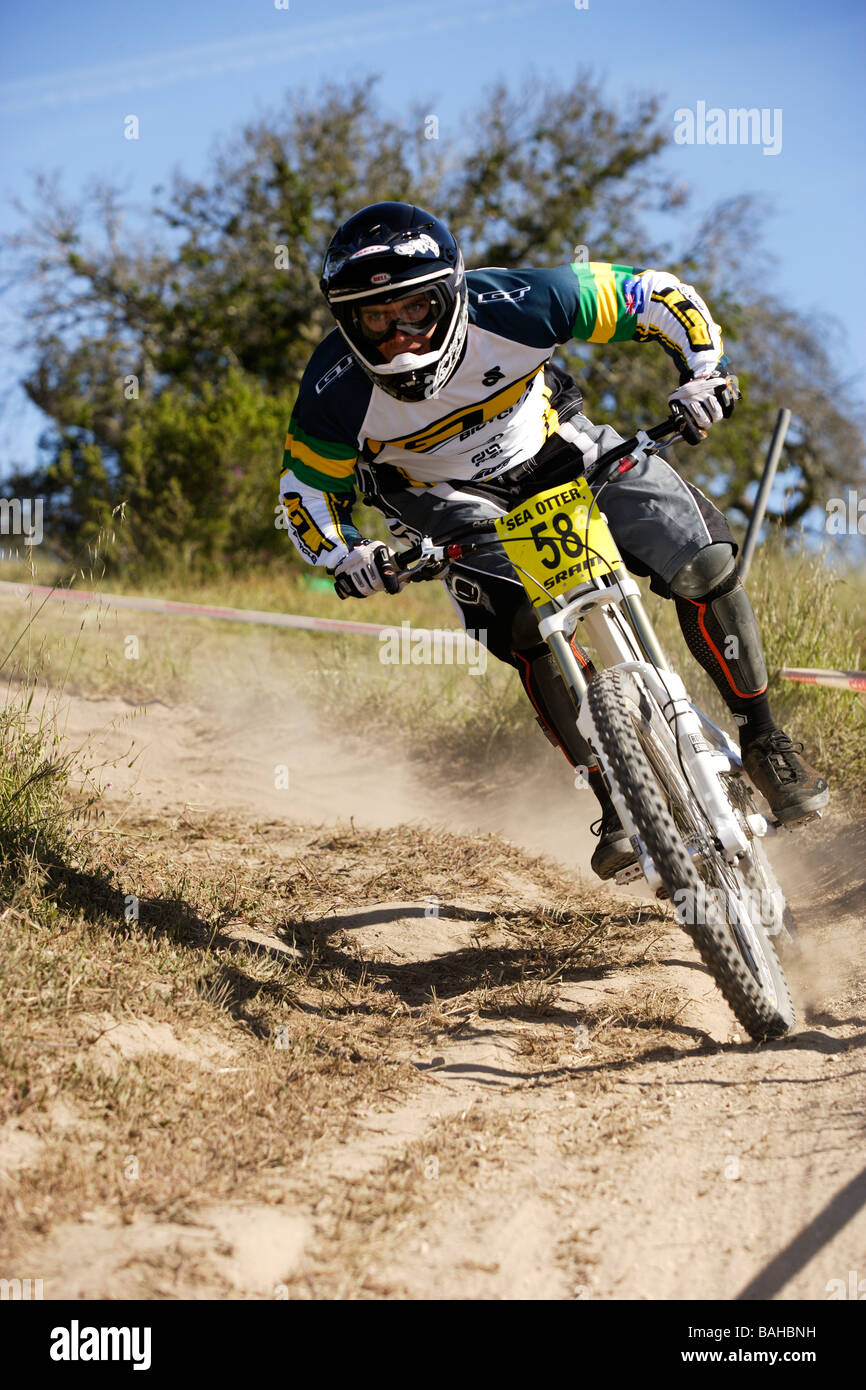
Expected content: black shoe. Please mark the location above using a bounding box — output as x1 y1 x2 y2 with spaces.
590 803 637 880
741 727 829 824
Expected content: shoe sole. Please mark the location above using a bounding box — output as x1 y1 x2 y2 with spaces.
770 787 830 826
591 843 638 881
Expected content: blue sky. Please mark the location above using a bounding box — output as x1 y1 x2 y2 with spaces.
1 0 865 490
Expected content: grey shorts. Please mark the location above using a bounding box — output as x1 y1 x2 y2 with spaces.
374 414 736 661
554 415 736 595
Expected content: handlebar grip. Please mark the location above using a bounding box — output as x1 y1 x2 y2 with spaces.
393 543 423 573
649 415 682 440
377 551 401 595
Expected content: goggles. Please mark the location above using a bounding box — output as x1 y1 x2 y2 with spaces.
353 285 448 346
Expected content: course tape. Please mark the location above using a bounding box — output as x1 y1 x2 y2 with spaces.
2 584 861 688
779 667 866 694
0 580 460 641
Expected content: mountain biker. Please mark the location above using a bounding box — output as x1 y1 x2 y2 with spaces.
278 201 829 879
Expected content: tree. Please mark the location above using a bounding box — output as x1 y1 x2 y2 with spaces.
3 74 863 573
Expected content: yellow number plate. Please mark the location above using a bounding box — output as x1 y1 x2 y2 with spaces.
493 477 623 607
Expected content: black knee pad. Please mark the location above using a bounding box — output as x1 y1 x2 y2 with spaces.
669 542 737 600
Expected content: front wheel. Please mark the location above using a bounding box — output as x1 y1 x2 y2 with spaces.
586 668 795 1040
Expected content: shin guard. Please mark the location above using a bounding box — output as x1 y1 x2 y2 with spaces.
675 576 768 710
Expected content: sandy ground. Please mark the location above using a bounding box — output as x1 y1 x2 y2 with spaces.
5 669 866 1301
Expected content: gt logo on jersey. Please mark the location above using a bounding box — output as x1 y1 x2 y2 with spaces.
279 492 337 558
315 353 355 395
482 365 505 387
476 285 530 304
366 368 540 455
651 287 713 350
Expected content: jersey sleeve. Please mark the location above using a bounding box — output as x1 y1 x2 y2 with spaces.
564 261 725 379
470 263 724 379
277 339 368 569
278 418 360 568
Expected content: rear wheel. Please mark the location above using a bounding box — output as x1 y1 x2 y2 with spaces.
587 668 795 1040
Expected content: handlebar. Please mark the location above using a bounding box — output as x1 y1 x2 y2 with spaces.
393 415 683 577
587 414 680 481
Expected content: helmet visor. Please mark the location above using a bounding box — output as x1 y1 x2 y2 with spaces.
352 285 449 347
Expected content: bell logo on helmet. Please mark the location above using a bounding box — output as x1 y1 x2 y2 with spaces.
350 244 391 259
394 233 440 257
371 272 391 285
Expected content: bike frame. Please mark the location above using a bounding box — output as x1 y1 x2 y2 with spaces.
397 424 771 892
536 429 766 881
391 416 796 1033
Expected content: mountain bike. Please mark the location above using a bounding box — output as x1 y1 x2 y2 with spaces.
392 416 802 1041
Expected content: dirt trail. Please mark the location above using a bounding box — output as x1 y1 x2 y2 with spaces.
9 679 866 1301
51 675 609 869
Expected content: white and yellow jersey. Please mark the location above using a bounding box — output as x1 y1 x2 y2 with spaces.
278 261 724 566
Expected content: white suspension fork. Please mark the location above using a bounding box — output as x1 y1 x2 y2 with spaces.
538 581 754 867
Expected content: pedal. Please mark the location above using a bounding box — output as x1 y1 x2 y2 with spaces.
614 862 644 885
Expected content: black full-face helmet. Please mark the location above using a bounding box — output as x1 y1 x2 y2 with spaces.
319 202 468 402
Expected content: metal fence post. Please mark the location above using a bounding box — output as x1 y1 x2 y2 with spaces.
739 407 792 581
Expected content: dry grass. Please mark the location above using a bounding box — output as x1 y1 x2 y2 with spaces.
0 801 664 1274
0 537 862 1297
644 533 866 797
2 526 863 800
281 1102 520 1298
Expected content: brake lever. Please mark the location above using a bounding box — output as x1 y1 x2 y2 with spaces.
403 559 449 585
586 421 683 488
394 539 447 588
